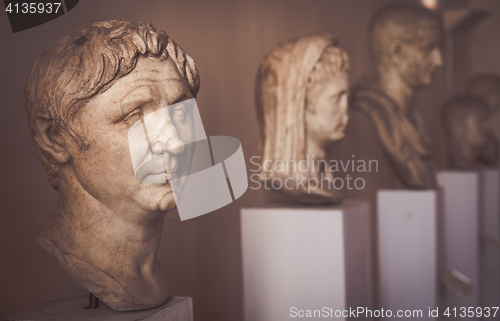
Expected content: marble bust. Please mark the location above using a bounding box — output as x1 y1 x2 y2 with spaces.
24 21 200 311
350 3 443 189
255 34 350 204
443 95 499 168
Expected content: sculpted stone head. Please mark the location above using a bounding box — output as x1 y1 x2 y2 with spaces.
370 3 443 89
348 3 442 189
24 20 199 310
443 95 499 168
255 34 350 203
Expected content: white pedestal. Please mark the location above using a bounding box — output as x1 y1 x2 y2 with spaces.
241 200 372 321
0 295 192 321
437 171 480 317
480 169 500 308
377 190 438 321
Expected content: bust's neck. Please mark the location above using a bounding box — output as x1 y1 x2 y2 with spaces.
36 173 169 310
306 136 326 163
377 67 415 115
301 136 341 203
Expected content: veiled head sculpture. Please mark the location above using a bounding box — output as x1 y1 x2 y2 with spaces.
255 34 350 204
24 20 200 311
443 96 499 168
350 3 443 189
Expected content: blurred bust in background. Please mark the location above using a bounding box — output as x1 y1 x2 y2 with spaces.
24 20 199 311
468 73 500 147
441 75 500 169
350 3 443 189
255 34 350 204
443 96 498 168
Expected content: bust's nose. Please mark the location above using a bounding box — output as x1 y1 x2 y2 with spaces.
150 134 184 155
150 137 185 155
147 106 188 156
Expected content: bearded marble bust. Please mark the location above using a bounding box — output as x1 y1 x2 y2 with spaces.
24 20 199 311
255 34 350 204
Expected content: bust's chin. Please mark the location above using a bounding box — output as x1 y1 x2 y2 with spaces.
329 131 346 143
158 194 177 212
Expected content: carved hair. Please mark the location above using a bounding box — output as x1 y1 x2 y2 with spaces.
24 20 200 189
369 3 441 65
255 34 349 185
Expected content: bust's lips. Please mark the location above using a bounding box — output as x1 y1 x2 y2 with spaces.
335 121 347 133
135 155 181 183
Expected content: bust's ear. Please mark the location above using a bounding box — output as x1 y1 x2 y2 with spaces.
34 115 71 164
388 43 403 66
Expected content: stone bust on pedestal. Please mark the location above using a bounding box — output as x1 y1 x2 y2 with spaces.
24 20 200 311
350 3 443 189
255 34 350 204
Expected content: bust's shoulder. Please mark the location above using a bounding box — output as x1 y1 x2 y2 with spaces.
350 78 400 126
351 78 391 108
351 77 380 95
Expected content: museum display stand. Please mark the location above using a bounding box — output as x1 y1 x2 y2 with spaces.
0 294 193 321
240 200 372 321
378 170 499 319
479 169 500 308
377 189 440 321
437 171 479 319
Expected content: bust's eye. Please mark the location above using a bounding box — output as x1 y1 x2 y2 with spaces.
171 104 187 122
123 110 143 125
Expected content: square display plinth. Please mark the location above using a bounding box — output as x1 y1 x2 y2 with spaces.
480 169 500 308
241 200 372 321
437 171 479 318
378 189 439 321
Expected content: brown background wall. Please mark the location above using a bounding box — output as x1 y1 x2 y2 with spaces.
0 0 498 320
